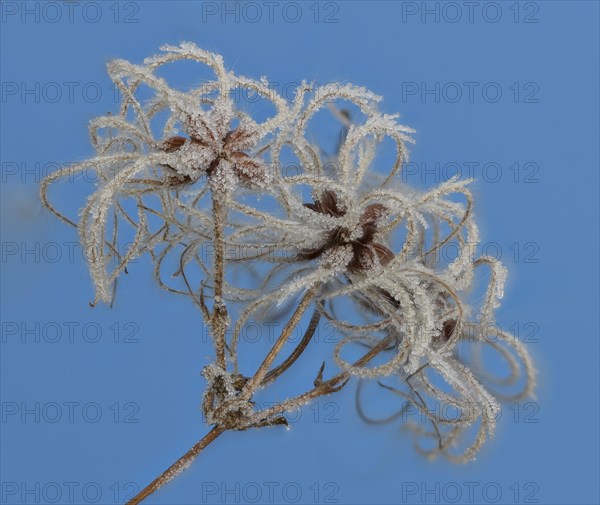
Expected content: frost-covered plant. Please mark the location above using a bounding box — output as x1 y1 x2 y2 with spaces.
40 43 536 504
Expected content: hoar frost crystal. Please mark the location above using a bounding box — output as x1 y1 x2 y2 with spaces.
41 43 536 504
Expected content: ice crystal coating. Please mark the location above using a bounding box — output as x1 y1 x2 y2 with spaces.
41 43 536 463
41 42 290 304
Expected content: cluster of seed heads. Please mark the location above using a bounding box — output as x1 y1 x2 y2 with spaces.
41 42 536 478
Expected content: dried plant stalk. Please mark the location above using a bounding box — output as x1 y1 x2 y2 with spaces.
40 43 537 505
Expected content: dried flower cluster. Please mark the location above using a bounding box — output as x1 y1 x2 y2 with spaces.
41 43 536 504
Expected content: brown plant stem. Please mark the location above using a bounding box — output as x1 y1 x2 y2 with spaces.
211 193 228 370
127 308 394 504
248 333 397 425
241 286 319 400
261 307 321 386
126 426 225 505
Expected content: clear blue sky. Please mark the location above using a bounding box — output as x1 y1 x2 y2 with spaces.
1 1 599 504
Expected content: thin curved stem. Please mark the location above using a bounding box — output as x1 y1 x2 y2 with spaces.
249 333 396 425
261 307 321 386
126 426 225 505
240 286 318 400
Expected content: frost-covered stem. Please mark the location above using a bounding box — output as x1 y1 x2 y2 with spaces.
126 426 225 505
261 308 321 386
248 334 396 424
211 192 228 370
241 286 318 399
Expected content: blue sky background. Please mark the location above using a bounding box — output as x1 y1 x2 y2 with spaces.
1 1 599 504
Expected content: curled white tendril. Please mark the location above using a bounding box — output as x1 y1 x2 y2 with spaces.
41 43 536 463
